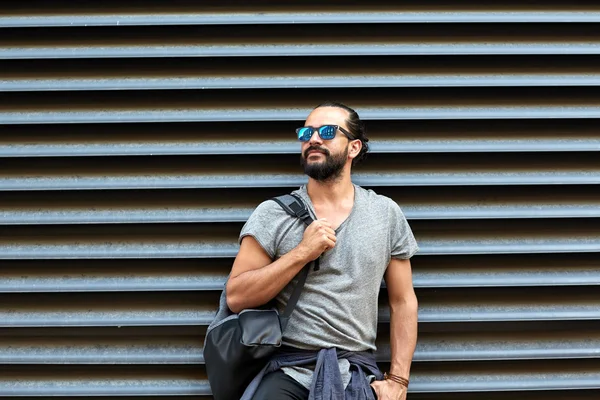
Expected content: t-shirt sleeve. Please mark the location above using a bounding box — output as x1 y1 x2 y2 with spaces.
238 200 287 259
389 201 419 259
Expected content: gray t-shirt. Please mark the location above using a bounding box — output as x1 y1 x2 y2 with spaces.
239 184 419 388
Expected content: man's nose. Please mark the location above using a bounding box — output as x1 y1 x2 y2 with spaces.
308 130 323 145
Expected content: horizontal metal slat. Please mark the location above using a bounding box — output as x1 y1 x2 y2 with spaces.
0 366 206 396
5 105 600 124
0 336 203 364
2 361 600 395
7 237 598 259
1 181 598 222
2 43 600 59
410 330 600 362
3 1 600 26
2 218 600 259
3 24 600 60
2 200 599 224
0 325 206 338
402 287 600 323
410 360 600 393
1 253 599 292
0 259 228 293
0 286 599 326
0 292 216 327
419 235 600 256
6 84 600 123
0 222 242 259
2 185 600 223
5 9 600 28
2 152 600 190
1 201 599 224
412 254 600 288
3 118 600 156
408 391 600 400
7 73 600 92
0 204 253 225
5 137 596 157
2 329 600 364
4 56 600 93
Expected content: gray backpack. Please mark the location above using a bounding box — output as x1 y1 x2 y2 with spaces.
204 194 315 400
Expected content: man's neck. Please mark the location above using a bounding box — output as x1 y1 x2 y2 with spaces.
306 171 354 206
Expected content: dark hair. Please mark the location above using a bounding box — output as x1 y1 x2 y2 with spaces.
314 101 369 166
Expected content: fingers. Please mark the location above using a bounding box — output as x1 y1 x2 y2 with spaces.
317 218 332 227
308 218 337 252
322 233 336 250
321 230 336 248
370 383 380 399
314 220 335 236
321 227 336 237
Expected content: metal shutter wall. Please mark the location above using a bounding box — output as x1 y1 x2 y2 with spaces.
1 1 600 398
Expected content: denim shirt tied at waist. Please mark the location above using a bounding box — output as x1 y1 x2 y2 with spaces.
240 347 384 400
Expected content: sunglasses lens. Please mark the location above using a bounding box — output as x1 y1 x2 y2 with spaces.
319 125 336 140
296 127 312 141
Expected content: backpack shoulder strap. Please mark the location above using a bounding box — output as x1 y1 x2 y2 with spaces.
269 193 315 331
271 193 314 226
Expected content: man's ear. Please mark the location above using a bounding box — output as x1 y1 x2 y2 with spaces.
349 140 362 160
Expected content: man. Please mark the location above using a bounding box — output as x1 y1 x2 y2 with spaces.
226 101 419 399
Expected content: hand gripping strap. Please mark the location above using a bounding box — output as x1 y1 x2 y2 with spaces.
270 193 316 331
271 194 314 226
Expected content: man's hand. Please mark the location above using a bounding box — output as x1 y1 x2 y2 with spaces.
296 218 336 261
370 379 407 400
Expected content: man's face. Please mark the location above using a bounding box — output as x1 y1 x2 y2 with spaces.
300 107 352 182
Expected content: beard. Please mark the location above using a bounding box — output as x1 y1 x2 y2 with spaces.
300 145 348 182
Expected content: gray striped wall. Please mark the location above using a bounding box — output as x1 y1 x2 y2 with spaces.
1 1 600 398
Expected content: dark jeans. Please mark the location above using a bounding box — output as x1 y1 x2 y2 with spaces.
251 370 309 400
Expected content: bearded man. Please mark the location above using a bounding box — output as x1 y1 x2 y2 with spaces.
225 101 419 400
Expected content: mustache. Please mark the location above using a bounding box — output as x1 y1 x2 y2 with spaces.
303 146 330 158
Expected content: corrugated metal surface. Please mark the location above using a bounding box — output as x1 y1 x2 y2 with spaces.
1 1 599 398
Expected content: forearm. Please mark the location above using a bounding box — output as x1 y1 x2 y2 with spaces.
226 247 309 313
388 297 419 378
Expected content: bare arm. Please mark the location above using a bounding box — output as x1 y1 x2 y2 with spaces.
226 236 308 313
386 257 418 378
226 218 336 313
372 257 418 400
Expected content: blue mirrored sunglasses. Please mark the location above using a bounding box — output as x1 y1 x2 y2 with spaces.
296 125 355 142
